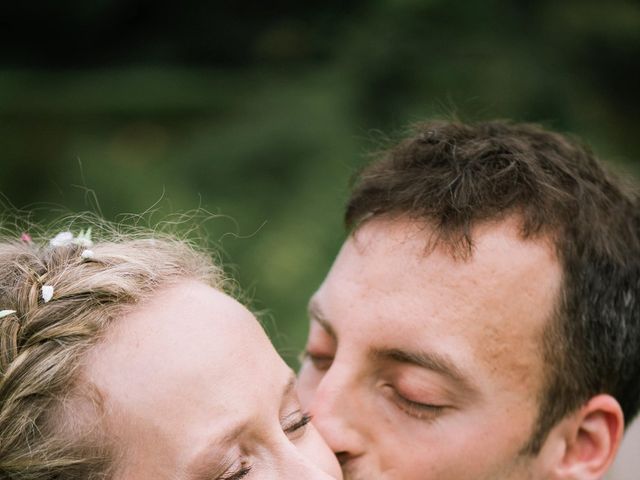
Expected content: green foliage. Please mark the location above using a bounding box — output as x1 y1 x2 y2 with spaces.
0 1 638 364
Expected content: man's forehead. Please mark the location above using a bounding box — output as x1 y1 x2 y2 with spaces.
320 216 562 393
343 217 561 290
350 215 555 256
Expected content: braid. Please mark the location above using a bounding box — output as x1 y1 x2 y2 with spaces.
0 243 102 479
0 312 20 377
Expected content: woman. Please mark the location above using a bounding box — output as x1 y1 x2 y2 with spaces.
0 223 342 479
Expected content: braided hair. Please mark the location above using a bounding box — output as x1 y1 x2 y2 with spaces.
0 221 223 479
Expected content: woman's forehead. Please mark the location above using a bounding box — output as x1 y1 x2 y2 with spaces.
83 280 287 430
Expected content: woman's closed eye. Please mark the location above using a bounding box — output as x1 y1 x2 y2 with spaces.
281 410 312 440
216 458 252 480
218 465 251 480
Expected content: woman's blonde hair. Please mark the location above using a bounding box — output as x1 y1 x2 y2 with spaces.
0 216 224 479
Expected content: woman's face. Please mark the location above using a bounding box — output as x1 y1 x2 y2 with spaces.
83 280 342 480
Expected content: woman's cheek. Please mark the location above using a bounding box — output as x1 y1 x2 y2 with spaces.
296 424 342 479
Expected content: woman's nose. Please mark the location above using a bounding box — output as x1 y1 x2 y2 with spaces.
276 441 343 480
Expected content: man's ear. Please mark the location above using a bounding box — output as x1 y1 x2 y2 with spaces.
551 394 624 479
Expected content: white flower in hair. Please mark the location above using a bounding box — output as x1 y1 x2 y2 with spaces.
81 249 95 259
41 285 54 303
0 310 16 319
50 231 74 247
49 228 93 248
74 228 93 247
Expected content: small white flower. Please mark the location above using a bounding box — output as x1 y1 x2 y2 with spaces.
50 231 74 247
74 228 93 247
0 309 16 319
81 249 95 260
49 228 94 248
41 285 54 303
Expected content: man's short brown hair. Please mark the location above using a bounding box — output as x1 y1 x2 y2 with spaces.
346 120 640 453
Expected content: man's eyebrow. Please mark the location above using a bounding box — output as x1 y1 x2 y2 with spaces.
186 373 297 480
307 299 337 340
372 347 477 394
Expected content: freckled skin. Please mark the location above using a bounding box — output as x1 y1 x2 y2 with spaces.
298 217 564 480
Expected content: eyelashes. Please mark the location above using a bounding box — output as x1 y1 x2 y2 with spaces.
217 411 312 479
385 385 445 420
396 394 444 419
282 411 313 436
219 465 251 480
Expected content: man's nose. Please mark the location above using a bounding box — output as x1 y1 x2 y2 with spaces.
308 363 366 460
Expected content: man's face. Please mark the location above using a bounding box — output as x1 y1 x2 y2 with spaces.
298 217 564 480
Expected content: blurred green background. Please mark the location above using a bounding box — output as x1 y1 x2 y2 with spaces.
1 0 639 364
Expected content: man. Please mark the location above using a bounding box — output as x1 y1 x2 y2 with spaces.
297 120 640 479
